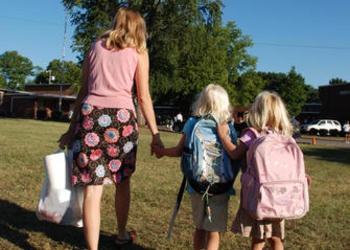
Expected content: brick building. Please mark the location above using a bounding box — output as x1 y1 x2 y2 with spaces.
0 84 76 120
318 83 350 122
296 83 350 124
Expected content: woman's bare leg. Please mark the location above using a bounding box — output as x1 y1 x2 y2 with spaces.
83 185 104 250
115 178 131 239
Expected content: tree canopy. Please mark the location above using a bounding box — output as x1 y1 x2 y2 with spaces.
0 51 34 90
258 67 307 117
62 0 257 112
34 59 81 90
0 74 6 89
329 78 349 85
0 1 329 120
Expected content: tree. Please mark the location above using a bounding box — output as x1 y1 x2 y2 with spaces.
281 67 307 116
223 22 257 86
0 51 34 90
233 70 265 107
62 0 122 63
62 0 256 112
34 59 81 88
259 67 307 117
329 78 349 85
0 74 6 89
304 84 319 103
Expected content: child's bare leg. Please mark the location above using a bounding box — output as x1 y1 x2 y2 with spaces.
194 228 206 250
251 237 265 250
267 236 284 250
205 231 220 250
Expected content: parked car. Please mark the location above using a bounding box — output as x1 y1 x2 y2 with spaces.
301 119 342 136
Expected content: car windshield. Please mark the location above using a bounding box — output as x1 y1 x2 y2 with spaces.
309 120 320 125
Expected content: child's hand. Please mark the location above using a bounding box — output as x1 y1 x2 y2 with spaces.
151 142 164 158
306 174 312 187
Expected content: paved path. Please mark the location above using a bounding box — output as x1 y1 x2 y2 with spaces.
296 136 350 148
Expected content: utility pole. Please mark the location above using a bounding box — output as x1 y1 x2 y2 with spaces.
59 8 69 113
46 70 53 84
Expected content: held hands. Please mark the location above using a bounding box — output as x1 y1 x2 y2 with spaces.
150 133 164 158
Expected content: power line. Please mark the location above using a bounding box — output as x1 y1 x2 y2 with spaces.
2 15 349 51
254 42 350 50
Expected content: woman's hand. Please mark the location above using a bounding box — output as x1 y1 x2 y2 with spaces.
151 142 163 158
150 133 164 158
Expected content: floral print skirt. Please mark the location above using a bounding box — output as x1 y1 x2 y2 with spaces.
71 103 139 186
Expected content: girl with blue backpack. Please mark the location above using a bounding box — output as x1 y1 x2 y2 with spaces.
152 84 239 250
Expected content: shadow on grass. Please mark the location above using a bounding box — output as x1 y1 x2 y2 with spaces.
302 147 350 165
0 199 154 250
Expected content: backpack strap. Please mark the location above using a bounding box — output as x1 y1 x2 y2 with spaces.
244 127 260 139
183 116 200 151
201 113 219 123
243 127 261 174
227 121 240 186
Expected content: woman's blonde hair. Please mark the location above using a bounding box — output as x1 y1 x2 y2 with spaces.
248 91 293 136
192 84 233 123
99 7 147 52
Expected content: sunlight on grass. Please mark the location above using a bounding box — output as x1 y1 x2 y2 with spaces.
0 118 349 249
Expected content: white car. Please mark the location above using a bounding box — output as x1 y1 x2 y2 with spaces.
301 119 342 136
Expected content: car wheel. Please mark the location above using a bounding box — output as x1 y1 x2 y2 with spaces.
310 129 318 135
330 130 338 136
319 130 328 136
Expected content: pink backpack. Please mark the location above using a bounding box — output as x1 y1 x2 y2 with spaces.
241 128 309 220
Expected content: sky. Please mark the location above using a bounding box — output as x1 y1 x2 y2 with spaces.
1 0 349 88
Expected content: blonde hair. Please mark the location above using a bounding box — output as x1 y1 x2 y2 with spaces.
99 7 147 53
248 91 293 136
192 84 232 123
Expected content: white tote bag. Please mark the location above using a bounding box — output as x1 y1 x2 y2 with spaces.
36 150 84 227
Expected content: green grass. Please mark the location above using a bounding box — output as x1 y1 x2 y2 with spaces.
0 118 349 250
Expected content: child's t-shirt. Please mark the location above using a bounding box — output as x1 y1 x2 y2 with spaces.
239 129 257 148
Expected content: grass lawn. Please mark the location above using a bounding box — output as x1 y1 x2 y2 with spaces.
0 118 349 250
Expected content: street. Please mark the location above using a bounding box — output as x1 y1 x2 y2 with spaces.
296 136 350 148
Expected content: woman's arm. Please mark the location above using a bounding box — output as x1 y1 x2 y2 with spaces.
135 51 163 152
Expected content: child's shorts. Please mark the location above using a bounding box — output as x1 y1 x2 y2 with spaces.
191 192 230 232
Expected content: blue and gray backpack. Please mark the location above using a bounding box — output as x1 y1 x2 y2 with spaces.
181 113 239 195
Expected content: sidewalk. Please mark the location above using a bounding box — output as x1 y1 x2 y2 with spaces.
296 136 350 148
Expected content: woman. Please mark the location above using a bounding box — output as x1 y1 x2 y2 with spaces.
58 7 162 250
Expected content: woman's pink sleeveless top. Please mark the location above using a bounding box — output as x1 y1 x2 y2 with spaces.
82 39 138 112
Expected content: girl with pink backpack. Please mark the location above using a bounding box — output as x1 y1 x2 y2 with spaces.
218 91 309 250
